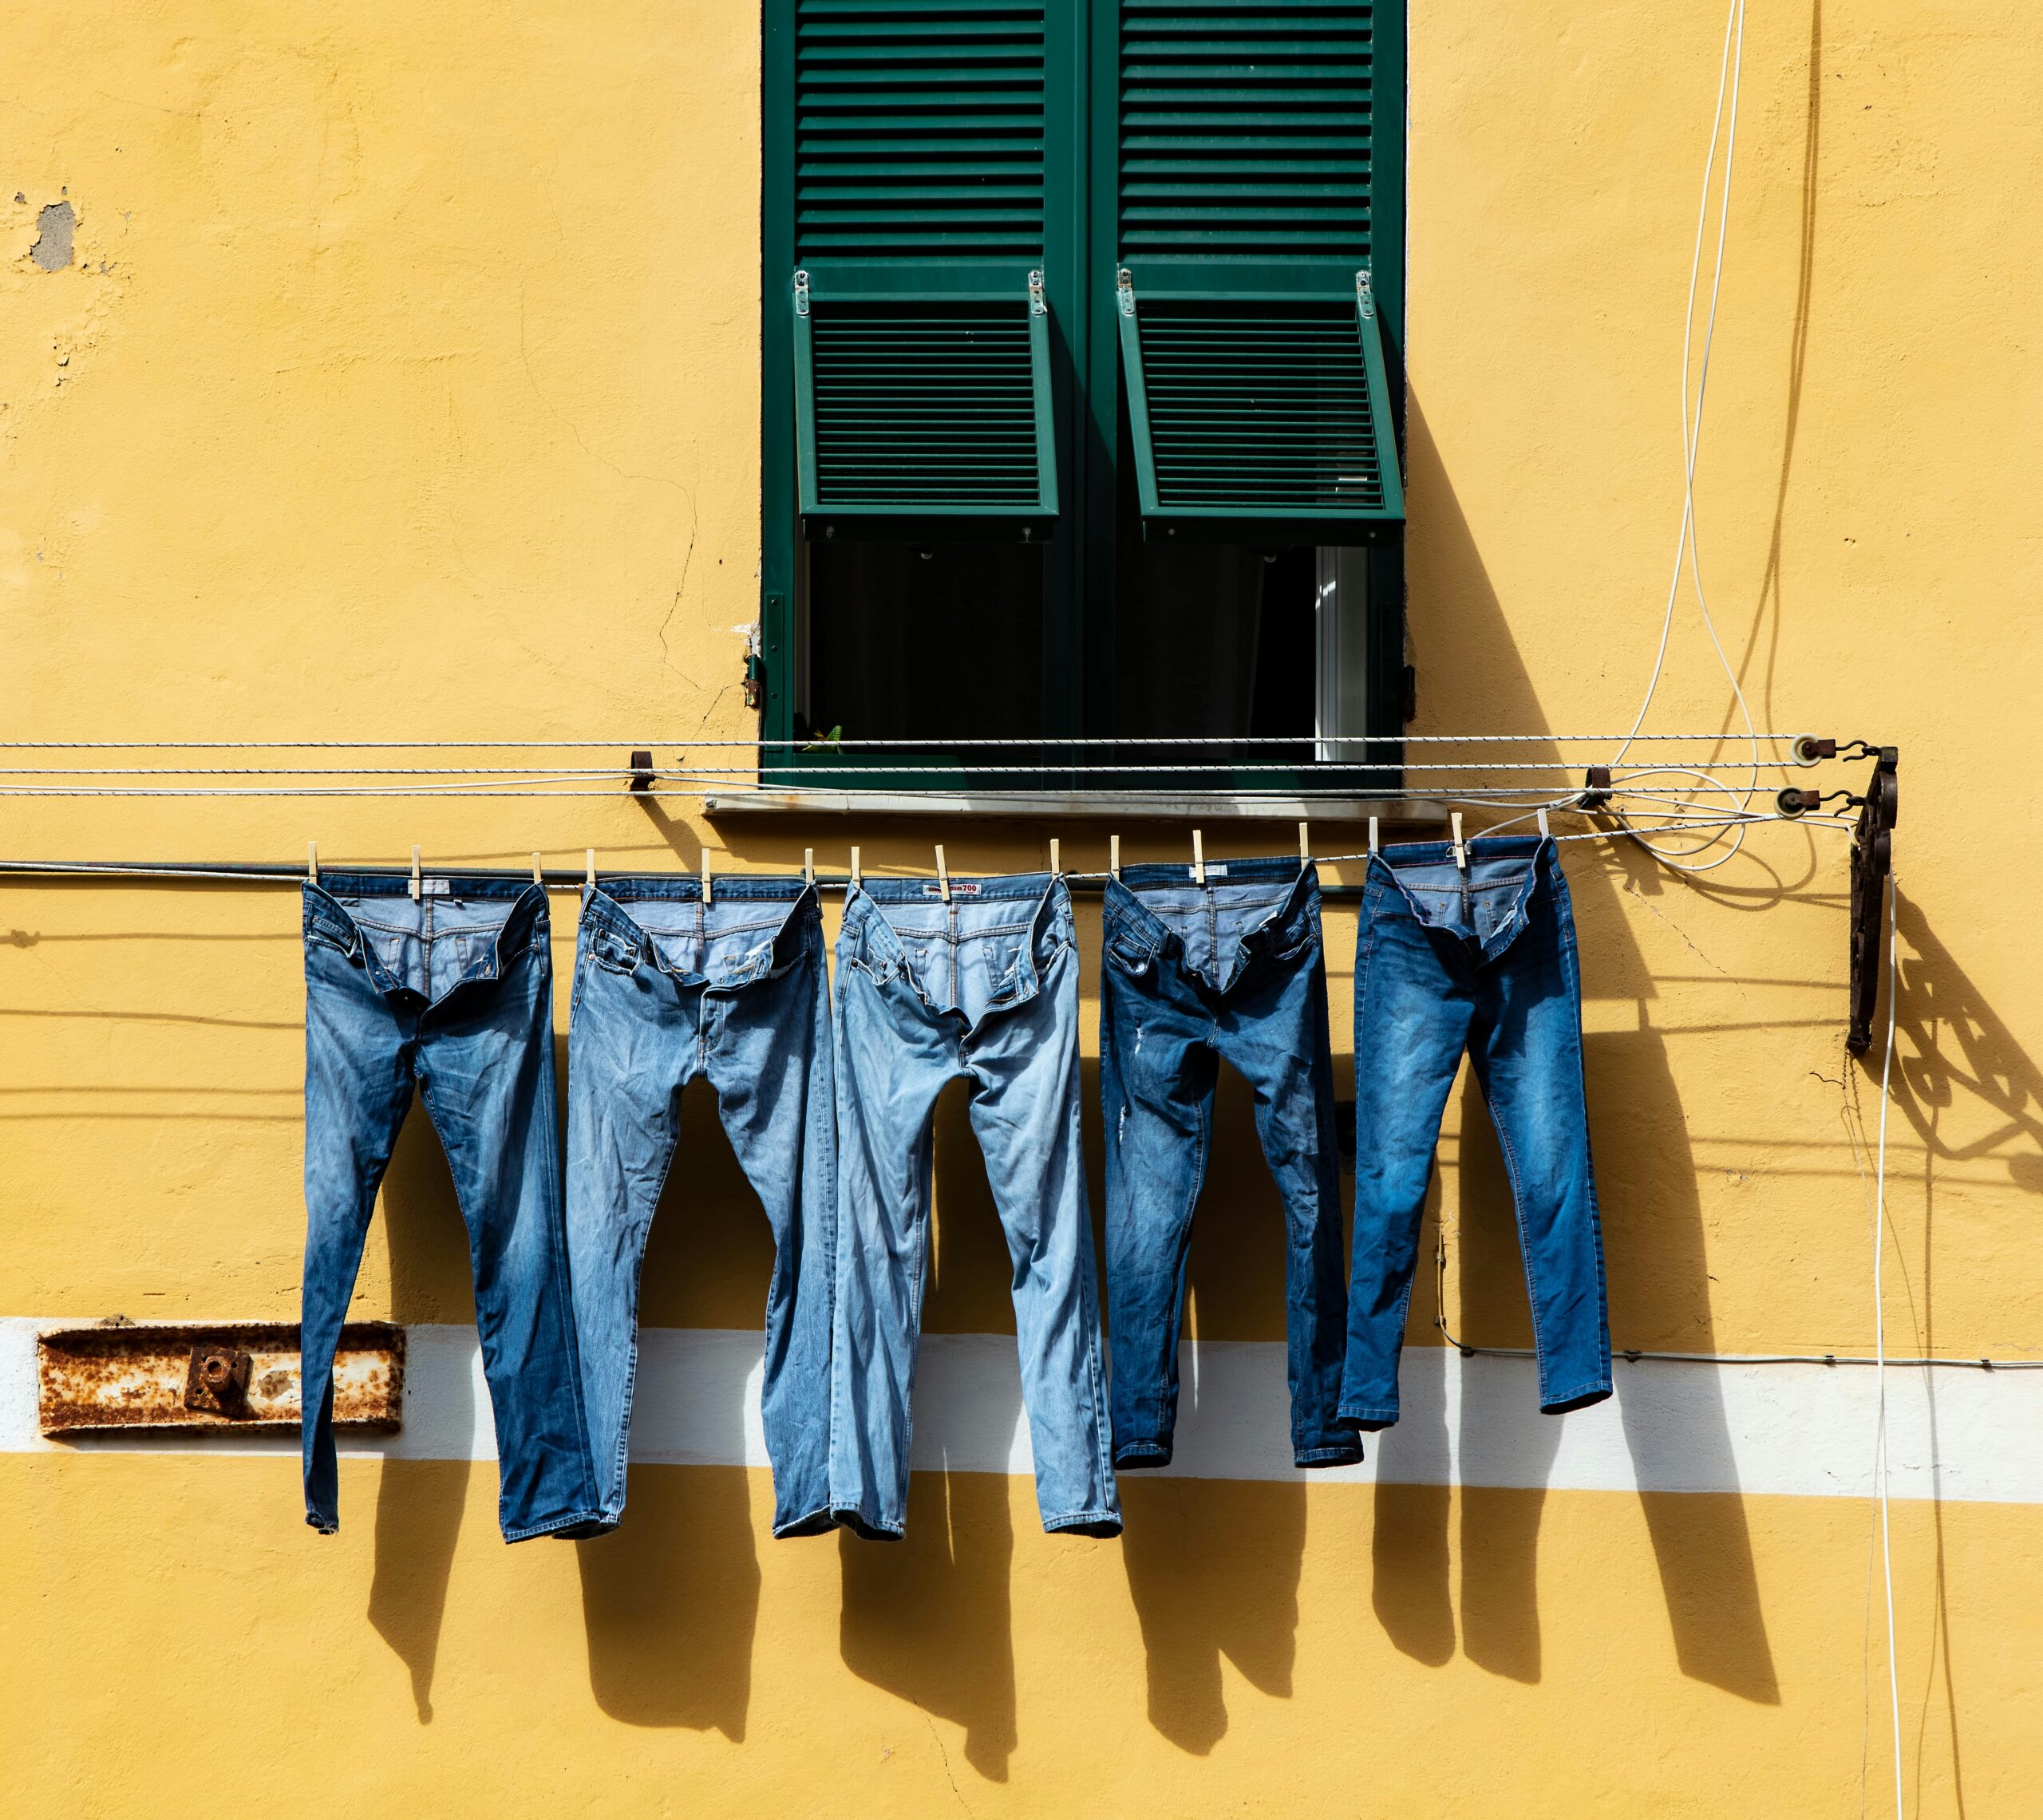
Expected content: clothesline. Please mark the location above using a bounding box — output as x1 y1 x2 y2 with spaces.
0 811 1859 893
0 731 1832 748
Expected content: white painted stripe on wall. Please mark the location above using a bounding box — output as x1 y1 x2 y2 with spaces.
4 1319 2040 1503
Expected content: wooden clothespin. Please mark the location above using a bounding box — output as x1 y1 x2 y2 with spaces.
409 845 422 901
850 845 861 887
803 847 815 887
701 847 713 906
585 847 596 890
1368 815 1380 855
1191 828 1206 886
1049 838 1061 878
531 852 543 886
1451 813 1468 871
1537 808 1551 838
306 840 318 883
935 844 950 902
1110 834 1121 880
1298 821 1310 867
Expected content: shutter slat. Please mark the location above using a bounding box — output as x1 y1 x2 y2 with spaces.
1118 294 1403 531
796 0 1045 260
1117 2 1373 263
796 296 1057 523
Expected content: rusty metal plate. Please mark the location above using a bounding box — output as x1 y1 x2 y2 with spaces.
36 1320 404 1436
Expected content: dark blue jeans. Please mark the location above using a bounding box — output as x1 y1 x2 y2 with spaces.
1341 837 1611 1428
300 874 603 1542
1101 859 1361 1471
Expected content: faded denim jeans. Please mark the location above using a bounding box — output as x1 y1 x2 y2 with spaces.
828 874 1120 1539
300 874 603 1542
565 877 836 1538
1101 858 1360 1471
1342 837 1612 1427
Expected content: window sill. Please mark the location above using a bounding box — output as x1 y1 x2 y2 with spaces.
703 789 1447 823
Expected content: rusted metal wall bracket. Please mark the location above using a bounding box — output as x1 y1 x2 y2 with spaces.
37 1321 404 1437
1846 746 1899 1056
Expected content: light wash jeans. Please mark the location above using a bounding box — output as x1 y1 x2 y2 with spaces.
565 877 836 1537
1100 858 1360 1471
828 874 1120 1539
1342 837 1612 1427
300 874 603 1542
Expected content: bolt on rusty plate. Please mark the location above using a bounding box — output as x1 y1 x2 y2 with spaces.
36 1321 404 1436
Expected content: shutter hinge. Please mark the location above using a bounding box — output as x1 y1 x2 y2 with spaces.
1355 268 1375 322
1116 266 1135 318
1028 269 1046 316
792 268 810 317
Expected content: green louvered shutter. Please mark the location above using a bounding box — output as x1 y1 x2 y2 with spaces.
1113 0 1404 543
789 0 1057 537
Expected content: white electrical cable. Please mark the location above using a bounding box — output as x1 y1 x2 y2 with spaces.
1872 869 1905 1819
1612 0 1763 873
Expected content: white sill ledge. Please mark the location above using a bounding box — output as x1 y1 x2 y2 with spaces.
702 790 1448 823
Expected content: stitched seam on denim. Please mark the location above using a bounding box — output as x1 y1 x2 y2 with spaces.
609 1082 690 1512
502 1508 609 1542
1484 1078 1553 1397
531 1001 599 1501
1559 912 1614 1367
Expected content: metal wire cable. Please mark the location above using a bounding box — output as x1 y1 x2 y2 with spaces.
0 732 1817 749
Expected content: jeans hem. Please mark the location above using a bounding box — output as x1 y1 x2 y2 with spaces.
1539 1381 1613 1415
1043 1509 1124 1538
831 1505 905 1542
1112 1442 1172 1471
501 1507 611 1544
1294 1443 1365 1467
1337 1404 1399 1431
306 1513 338 1536
773 1505 841 1540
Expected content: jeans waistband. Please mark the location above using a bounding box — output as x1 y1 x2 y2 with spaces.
313 871 546 904
1114 855 1310 889
852 871 1059 904
595 875 814 903
1374 835 1550 869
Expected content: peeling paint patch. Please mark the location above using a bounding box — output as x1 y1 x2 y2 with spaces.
31 200 75 270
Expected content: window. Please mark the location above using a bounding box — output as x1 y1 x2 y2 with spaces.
761 0 1406 790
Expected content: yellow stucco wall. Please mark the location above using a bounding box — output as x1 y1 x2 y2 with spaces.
3 2 2039 1814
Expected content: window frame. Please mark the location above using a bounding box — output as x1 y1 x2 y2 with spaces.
759 0 1409 792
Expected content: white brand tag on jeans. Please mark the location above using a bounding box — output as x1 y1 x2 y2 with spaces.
420 878 452 896
921 880 982 897
1191 863 1229 879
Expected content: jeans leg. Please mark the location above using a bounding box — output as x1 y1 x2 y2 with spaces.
419 942 603 1542
1226 949 1364 1467
1341 888 1476 1429
828 965 955 1539
563 922 694 1527
1469 864 1612 1414
706 917 839 1537
301 936 414 1535
1100 958 1215 1470
966 942 1120 1536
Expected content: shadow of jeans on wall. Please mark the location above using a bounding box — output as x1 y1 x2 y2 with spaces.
1597 1023 1780 1704
367 1089 478 1724
575 1466 759 1737
1120 1476 1306 1755
838 1471 1019 1782
577 1074 766 1735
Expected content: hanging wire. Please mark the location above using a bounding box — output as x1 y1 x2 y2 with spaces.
1609 0 1764 876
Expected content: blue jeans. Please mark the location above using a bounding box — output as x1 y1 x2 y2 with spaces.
565 878 836 1538
1342 837 1612 1427
300 875 603 1542
828 874 1120 1539
1101 859 1361 1470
